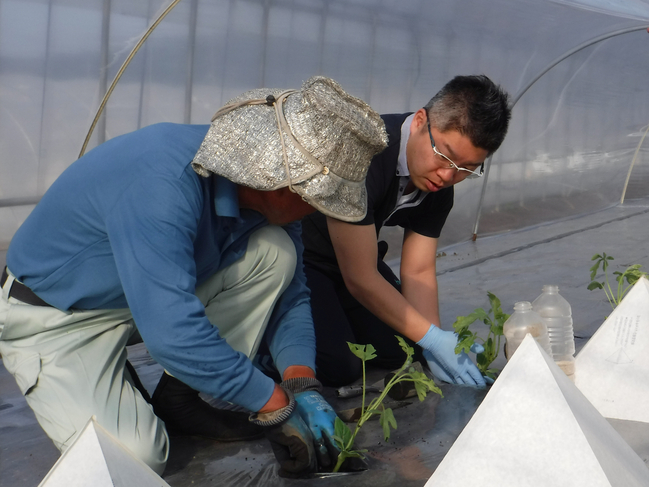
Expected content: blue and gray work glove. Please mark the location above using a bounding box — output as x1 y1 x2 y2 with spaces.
249 388 316 478
282 377 340 469
417 324 486 388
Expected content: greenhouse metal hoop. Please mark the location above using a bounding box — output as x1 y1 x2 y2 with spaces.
78 0 184 159
472 24 649 240
75 9 649 238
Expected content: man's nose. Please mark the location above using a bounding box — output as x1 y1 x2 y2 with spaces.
438 166 456 185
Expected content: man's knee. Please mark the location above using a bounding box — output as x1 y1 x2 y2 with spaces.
67 418 169 476
248 226 297 283
123 427 169 476
316 352 362 387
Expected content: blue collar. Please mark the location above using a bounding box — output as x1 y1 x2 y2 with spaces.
213 176 240 218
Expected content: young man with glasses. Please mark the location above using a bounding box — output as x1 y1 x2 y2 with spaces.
300 75 511 388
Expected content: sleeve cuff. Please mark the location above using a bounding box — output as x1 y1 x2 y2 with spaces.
416 324 439 350
228 365 277 412
273 343 316 377
281 377 323 394
249 388 296 426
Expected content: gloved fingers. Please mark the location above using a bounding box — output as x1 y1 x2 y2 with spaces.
268 434 316 478
266 414 317 478
320 416 338 441
294 391 338 446
469 342 485 354
483 375 495 385
311 431 332 468
452 374 467 386
422 351 455 384
425 349 486 387
318 431 341 469
458 353 486 388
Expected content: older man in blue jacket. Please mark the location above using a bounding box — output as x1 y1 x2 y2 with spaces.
0 76 388 478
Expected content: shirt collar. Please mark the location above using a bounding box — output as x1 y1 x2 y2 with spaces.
396 113 415 177
213 176 240 218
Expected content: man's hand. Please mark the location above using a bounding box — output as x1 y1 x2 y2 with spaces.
280 375 347 471
265 411 317 478
252 388 317 478
294 390 339 468
417 324 486 388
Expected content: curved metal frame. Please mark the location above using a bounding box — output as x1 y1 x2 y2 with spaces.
471 25 649 240
620 122 649 204
78 0 184 158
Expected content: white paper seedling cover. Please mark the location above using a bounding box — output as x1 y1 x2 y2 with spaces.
39 417 170 487
425 335 649 487
575 276 649 423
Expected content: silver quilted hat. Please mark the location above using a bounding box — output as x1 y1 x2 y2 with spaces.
191 76 388 222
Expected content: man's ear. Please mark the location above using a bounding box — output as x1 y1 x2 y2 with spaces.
270 187 293 202
411 108 428 133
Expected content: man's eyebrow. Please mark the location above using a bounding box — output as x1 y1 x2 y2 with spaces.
443 143 457 160
442 142 483 168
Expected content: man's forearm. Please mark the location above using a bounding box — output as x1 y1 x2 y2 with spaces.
400 270 441 326
345 268 433 342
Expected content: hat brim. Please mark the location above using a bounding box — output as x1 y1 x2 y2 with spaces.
293 172 368 223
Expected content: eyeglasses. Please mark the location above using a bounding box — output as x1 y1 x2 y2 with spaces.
426 111 484 179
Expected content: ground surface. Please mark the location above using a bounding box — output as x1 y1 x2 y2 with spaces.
2 200 649 486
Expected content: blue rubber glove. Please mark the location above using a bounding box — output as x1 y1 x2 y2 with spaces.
294 391 339 468
470 342 485 355
417 325 486 388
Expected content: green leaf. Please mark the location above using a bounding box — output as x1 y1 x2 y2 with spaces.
602 256 612 272
364 343 377 361
587 281 603 291
344 450 367 459
396 335 414 359
476 351 488 367
347 343 365 360
455 332 477 355
334 450 367 472
334 417 352 450
624 265 646 285
486 292 502 315
452 313 481 333
484 336 494 354
589 262 601 280
379 408 398 441
474 308 490 325
484 369 499 380
414 379 428 401
346 342 377 361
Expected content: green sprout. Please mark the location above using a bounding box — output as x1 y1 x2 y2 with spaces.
452 292 509 381
588 252 647 309
331 337 442 473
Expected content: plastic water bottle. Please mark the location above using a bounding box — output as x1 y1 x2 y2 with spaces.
503 301 552 359
532 285 575 378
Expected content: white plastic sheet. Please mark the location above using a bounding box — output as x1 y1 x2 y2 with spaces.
575 276 649 422
425 335 649 487
1 0 649 249
39 416 170 487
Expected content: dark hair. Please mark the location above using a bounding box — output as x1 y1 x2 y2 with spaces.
424 75 511 155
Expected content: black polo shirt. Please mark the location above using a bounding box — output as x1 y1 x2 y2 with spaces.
301 113 453 277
